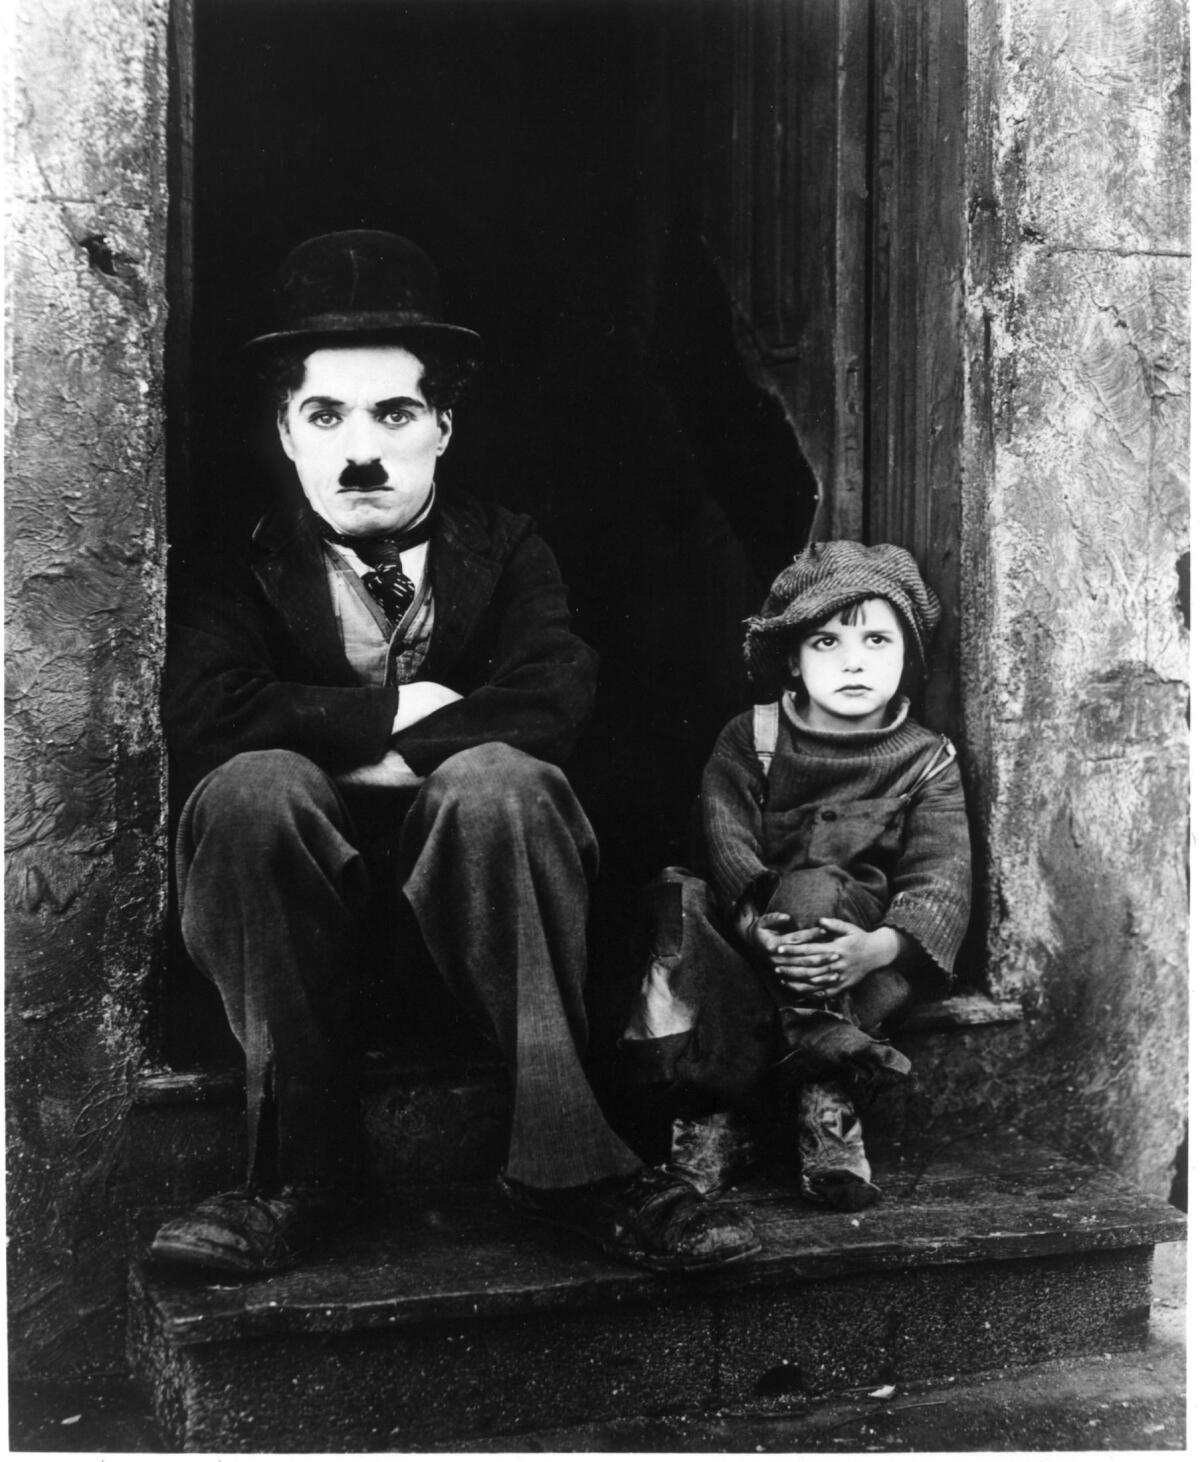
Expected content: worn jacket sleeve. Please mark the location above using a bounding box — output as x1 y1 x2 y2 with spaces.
390 529 598 774
882 759 973 978
163 551 399 788
699 714 777 911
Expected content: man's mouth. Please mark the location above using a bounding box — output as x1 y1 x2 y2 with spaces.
338 484 391 494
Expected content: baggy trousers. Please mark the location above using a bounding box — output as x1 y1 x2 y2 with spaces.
176 743 641 1191
618 866 913 1116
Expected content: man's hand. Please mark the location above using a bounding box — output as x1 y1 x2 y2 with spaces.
393 681 463 734
756 915 908 1000
334 749 424 790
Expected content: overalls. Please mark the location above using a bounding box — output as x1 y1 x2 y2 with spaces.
618 705 955 1150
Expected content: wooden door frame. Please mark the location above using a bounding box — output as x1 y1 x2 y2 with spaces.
867 0 968 734
691 0 966 732
697 0 870 548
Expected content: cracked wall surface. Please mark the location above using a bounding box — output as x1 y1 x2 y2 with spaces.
962 0 1188 1196
6 0 170 1376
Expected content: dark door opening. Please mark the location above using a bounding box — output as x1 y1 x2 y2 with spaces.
164 0 912 1063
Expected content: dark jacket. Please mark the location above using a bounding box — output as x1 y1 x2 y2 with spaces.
163 489 598 799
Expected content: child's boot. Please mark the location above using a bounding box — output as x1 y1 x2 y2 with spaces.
669 1110 757 1195
794 1081 880 1212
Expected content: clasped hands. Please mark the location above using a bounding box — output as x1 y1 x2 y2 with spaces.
750 914 905 999
334 680 462 789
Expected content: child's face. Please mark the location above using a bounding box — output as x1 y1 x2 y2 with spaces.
787 598 906 732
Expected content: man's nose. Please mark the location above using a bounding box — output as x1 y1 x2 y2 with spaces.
342 412 379 462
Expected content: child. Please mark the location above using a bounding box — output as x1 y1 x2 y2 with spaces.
620 540 972 1210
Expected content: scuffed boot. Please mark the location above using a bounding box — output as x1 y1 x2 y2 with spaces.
795 1081 880 1212
149 1183 361 1275
669 1110 757 1196
499 1165 761 1271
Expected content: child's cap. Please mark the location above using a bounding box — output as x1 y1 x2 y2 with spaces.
744 540 941 697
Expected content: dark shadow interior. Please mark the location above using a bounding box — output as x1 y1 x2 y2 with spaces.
164 0 818 1065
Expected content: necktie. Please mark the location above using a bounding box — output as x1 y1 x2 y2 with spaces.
317 506 437 626
352 537 416 624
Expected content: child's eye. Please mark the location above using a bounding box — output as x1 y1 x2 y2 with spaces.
808 635 837 650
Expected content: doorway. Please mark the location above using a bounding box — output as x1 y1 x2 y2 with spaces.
164 0 964 1062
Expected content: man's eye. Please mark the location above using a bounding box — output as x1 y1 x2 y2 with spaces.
381 410 414 426
308 411 340 428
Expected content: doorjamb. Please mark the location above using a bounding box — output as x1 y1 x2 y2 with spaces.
868 0 968 735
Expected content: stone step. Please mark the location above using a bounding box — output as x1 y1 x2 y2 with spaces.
122 991 1024 1209
121 1055 511 1210
126 1128 1184 1451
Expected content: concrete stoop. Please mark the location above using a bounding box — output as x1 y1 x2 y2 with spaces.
126 1130 1185 1451
121 1054 512 1210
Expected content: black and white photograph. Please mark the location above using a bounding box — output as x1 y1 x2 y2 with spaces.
6 0 1188 1451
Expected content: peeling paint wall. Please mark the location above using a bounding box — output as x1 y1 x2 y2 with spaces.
962 0 1188 1195
6 0 169 1376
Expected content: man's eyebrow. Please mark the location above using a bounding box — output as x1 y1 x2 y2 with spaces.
373 395 428 412
296 393 429 412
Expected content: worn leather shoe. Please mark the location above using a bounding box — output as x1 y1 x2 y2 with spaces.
149 1184 355 1275
499 1164 761 1272
795 1081 881 1212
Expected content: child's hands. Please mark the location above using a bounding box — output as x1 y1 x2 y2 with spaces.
762 917 907 1000
750 913 840 999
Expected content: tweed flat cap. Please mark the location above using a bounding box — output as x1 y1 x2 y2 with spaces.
744 540 941 697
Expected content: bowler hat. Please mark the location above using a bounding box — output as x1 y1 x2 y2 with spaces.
244 230 481 356
744 540 941 697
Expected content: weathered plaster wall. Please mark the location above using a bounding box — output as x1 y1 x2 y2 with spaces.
6 0 169 1376
962 0 1188 1195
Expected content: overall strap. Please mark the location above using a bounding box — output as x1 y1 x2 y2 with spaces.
904 735 958 799
753 701 780 775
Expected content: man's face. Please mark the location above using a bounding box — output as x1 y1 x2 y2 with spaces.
278 345 452 536
787 597 906 732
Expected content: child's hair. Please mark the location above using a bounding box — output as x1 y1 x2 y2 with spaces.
784 596 918 707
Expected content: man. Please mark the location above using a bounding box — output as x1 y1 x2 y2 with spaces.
150 230 758 1276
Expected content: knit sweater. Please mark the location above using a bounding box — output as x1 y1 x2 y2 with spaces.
700 696 971 979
